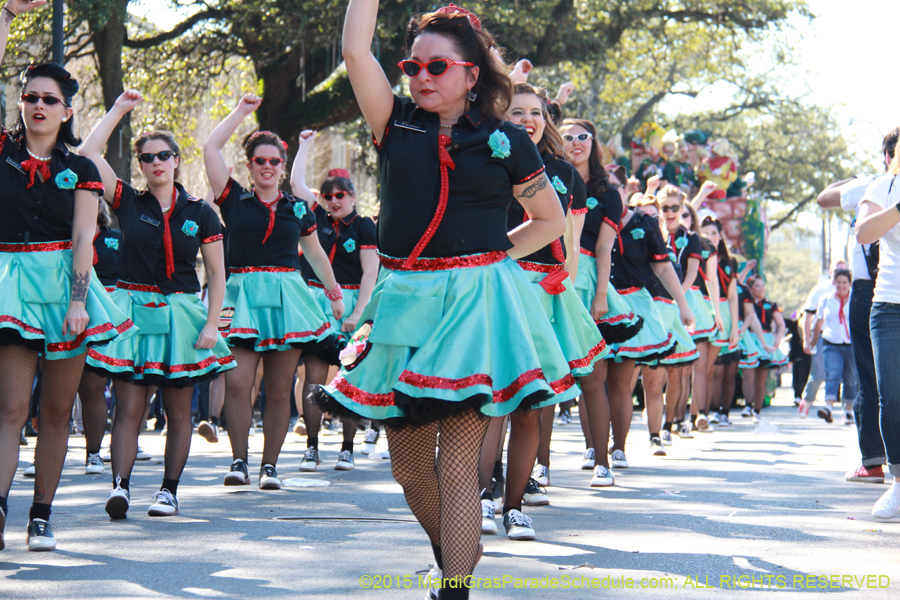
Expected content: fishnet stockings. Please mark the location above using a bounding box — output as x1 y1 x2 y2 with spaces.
387 408 489 582
504 409 540 511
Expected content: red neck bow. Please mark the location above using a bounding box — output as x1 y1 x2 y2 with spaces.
20 156 52 188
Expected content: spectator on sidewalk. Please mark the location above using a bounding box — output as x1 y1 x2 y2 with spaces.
801 259 849 405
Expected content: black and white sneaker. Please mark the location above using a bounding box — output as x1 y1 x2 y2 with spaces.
105 477 130 519
23 462 35 478
27 518 55 551
531 464 550 486
148 489 179 516
259 464 282 490
299 447 321 472
650 437 667 456
197 421 219 443
580 448 595 470
660 430 673 446
491 477 504 512
135 447 151 461
85 453 105 475
335 450 355 471
502 509 535 541
522 478 549 506
481 499 497 535
360 429 379 455
224 458 250 486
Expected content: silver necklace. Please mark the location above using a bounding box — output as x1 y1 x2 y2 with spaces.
26 148 52 162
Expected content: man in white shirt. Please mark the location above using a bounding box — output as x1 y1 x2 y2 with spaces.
817 127 897 485
800 259 848 405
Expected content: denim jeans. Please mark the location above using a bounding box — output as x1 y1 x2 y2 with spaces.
822 342 857 403
868 302 900 477
850 280 886 467
803 337 826 402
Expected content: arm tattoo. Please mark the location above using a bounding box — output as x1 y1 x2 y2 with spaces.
3 8 14 26
71 270 90 303
519 174 549 199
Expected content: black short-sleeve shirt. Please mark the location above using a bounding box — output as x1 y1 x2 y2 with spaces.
752 298 779 333
717 254 737 300
214 178 316 270
112 179 221 294
0 129 105 243
507 153 573 266
580 186 622 253
93 226 121 286
609 210 670 291
692 237 717 293
374 95 546 259
300 204 377 285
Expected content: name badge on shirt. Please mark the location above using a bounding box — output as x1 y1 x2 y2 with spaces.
394 120 427 133
140 214 161 227
321 227 333 236
6 157 25 174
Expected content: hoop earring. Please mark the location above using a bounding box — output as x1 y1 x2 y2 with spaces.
467 91 477 102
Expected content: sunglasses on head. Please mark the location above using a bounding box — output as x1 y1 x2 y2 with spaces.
322 191 350 201
21 93 66 107
661 205 683 213
563 132 592 143
252 157 283 167
397 58 474 77
138 151 177 163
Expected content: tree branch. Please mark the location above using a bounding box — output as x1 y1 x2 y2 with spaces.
124 8 232 49
770 193 817 231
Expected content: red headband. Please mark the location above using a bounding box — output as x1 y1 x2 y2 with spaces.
328 168 351 179
436 4 481 30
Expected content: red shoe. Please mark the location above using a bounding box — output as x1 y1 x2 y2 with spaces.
798 400 811 418
845 465 885 483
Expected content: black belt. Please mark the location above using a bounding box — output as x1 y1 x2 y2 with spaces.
853 279 874 290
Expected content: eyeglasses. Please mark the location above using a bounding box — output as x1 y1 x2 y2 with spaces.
138 151 177 163
661 205 683 213
21 93 66 107
252 157 283 167
563 132 592 143
322 192 350 201
398 58 474 77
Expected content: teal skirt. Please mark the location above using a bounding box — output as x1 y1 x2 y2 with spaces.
738 325 767 369
0 244 135 359
518 263 608 379
222 269 333 352
608 287 675 363
87 286 235 387
312 252 579 425
650 298 698 366
685 287 718 341
573 251 643 344
763 332 788 368
712 297 739 353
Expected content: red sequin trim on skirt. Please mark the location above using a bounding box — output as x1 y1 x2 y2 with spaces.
87 350 235 374
516 261 564 274
579 248 596 258
227 322 331 347
0 315 44 334
308 280 361 290
229 266 297 274
0 241 72 253
46 319 135 353
379 251 507 272
568 340 608 371
615 332 674 354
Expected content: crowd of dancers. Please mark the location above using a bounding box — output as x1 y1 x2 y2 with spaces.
1 2 899 599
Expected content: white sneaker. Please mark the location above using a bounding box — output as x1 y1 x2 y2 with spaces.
502 509 535 541
361 429 379 455
522 478 549 506
580 448 595 470
135 447 151 461
650 437 667 456
590 464 615 487
481 499 497 535
85 453 105 475
741 405 753 418
147 489 179 516
23 462 35 477
381 448 390 460
197 421 219 443
298 447 320 472
26 518 55 551
105 478 130 519
259 464 282 490
718 414 733 427
843 411 855 425
678 424 694 439
660 430 673 446
708 412 721 424
335 450 355 471
872 487 900 520
224 458 250 486
752 411 761 424
531 464 550 486
695 415 709 431
611 449 629 469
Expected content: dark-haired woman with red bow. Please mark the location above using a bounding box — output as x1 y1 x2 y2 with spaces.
205 95 343 491
0 2 135 552
291 130 380 471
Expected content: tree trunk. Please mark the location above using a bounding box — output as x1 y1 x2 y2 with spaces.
90 1 131 182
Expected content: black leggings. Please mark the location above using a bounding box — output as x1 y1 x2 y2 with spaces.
792 357 811 399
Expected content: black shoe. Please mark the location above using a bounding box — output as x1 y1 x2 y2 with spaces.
224 458 250 486
24 423 38 437
27 518 55 551
522 478 549 506
19 430 27 446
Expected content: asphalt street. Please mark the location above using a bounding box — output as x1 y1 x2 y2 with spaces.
2 385 897 599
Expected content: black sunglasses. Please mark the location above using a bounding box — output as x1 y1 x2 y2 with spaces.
21 93 67 107
682 213 690 219
661 205 682 213
252 157 283 166
322 192 349 201
138 151 177 163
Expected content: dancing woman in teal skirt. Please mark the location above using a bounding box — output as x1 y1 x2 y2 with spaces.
82 90 234 518
313 4 569 597
0 5 134 550
205 97 344 490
